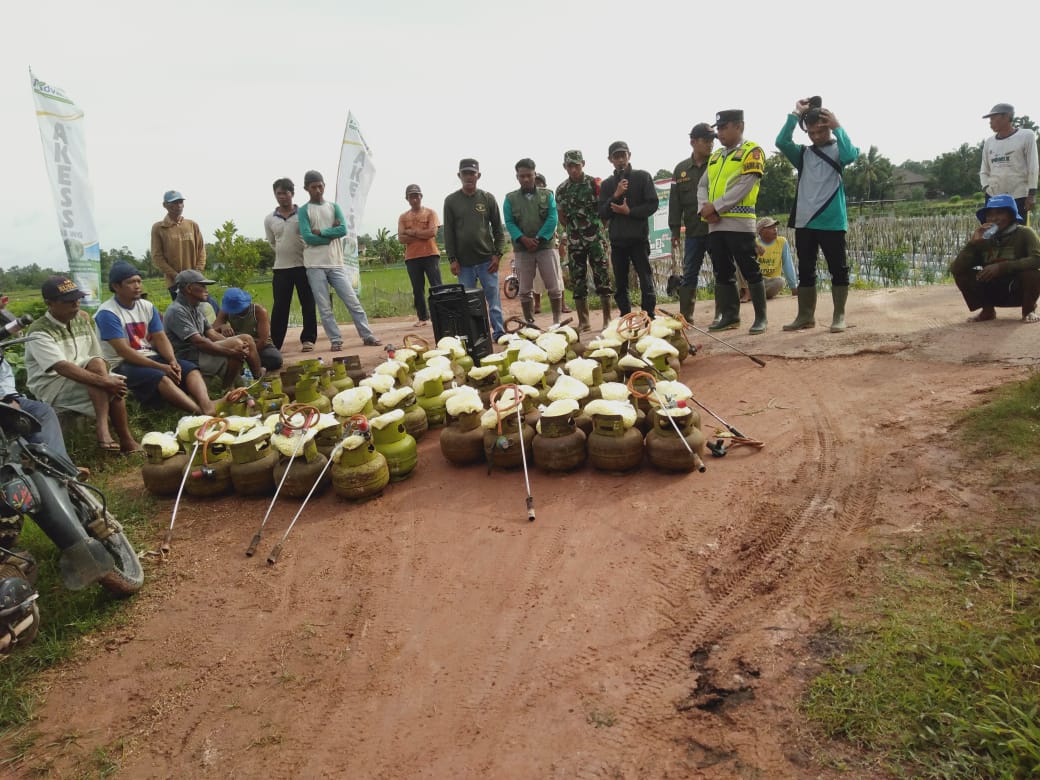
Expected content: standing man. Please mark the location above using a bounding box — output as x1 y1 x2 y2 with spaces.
398 184 442 327
669 123 716 321
504 158 563 325
298 170 381 350
265 178 318 352
24 275 140 453
151 190 206 300
163 269 264 388
597 141 660 319
556 150 612 330
776 98 860 332
980 103 1038 222
95 261 215 414
697 110 768 334
443 158 507 339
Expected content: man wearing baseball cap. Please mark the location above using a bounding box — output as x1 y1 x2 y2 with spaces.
556 149 612 330
754 217 797 298
669 123 716 320
980 103 1037 221
151 190 207 300
95 261 216 414
23 275 141 453
443 158 507 339
398 183 442 326
697 109 769 334
163 270 264 388
597 141 660 318
949 194 1040 323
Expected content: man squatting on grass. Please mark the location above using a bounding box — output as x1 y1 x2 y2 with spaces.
949 194 1040 323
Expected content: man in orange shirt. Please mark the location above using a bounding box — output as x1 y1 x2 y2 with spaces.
398 184 442 325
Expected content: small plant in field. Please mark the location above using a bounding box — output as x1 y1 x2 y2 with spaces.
873 246 909 286
211 220 261 290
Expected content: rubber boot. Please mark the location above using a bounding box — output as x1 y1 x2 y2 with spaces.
783 286 817 331
550 295 562 326
677 286 695 321
599 295 612 329
532 292 541 314
748 281 768 334
830 285 849 333
521 299 535 325
708 283 740 331
575 298 591 332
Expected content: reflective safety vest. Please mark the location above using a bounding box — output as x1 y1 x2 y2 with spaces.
706 140 764 219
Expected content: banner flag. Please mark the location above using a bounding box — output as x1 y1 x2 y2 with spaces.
335 111 376 292
29 68 102 305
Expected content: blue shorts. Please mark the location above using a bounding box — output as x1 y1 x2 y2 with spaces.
116 357 200 404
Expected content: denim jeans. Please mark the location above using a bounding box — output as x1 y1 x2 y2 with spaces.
682 235 710 289
457 260 504 338
306 265 374 344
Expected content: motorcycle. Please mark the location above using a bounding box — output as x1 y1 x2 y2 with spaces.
0 328 144 657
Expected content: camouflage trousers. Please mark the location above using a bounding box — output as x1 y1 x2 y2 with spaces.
566 238 613 298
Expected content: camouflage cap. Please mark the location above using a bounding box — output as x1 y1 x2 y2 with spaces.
563 149 584 165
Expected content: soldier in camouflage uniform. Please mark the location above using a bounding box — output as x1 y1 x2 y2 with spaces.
555 149 613 331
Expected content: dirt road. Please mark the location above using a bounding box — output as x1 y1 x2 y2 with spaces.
7 286 1036 778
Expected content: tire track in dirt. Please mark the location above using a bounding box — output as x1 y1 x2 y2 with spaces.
574 379 855 778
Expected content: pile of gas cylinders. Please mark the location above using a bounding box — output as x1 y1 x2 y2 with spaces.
140 311 707 504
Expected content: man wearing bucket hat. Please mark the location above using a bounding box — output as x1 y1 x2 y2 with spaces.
980 103 1037 222
212 287 283 372
151 190 206 300
697 110 768 334
163 270 265 388
95 261 216 414
669 123 716 321
556 149 612 330
24 275 141 453
949 194 1040 323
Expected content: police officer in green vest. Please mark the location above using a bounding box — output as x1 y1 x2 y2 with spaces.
697 109 769 334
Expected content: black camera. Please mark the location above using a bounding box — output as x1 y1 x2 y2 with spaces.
807 95 822 110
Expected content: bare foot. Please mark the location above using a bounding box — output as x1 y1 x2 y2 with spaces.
967 309 996 322
1023 311 1040 323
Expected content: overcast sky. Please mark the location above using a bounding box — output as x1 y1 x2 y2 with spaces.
2 0 1035 271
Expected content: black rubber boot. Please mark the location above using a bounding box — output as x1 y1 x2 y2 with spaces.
708 283 740 331
677 286 695 321
748 281 768 335
783 286 817 331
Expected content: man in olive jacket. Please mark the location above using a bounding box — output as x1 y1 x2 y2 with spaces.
597 141 660 318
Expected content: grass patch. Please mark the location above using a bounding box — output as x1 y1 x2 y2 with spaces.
803 371 1040 777
0 456 160 733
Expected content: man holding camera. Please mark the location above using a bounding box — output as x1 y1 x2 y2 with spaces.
776 97 860 332
697 110 768 333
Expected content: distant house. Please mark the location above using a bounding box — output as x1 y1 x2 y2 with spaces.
891 168 931 200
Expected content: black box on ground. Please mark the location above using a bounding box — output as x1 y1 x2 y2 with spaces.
428 283 493 364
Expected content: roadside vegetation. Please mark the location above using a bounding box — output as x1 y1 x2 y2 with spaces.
804 371 1040 777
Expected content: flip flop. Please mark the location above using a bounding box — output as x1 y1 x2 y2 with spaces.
97 441 121 453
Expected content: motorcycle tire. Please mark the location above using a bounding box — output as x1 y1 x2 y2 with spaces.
503 276 520 299
96 525 144 596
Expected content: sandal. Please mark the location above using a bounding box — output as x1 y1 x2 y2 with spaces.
97 441 121 453
1023 311 1040 323
331 341 343 352
301 341 315 352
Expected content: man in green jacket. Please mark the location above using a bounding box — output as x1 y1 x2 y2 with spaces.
775 98 859 332
670 123 715 320
950 194 1040 324
504 158 562 325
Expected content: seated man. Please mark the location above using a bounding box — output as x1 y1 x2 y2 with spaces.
163 269 263 388
754 217 798 299
213 288 283 373
950 194 1040 323
1 343 73 462
95 261 216 414
23 275 140 453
